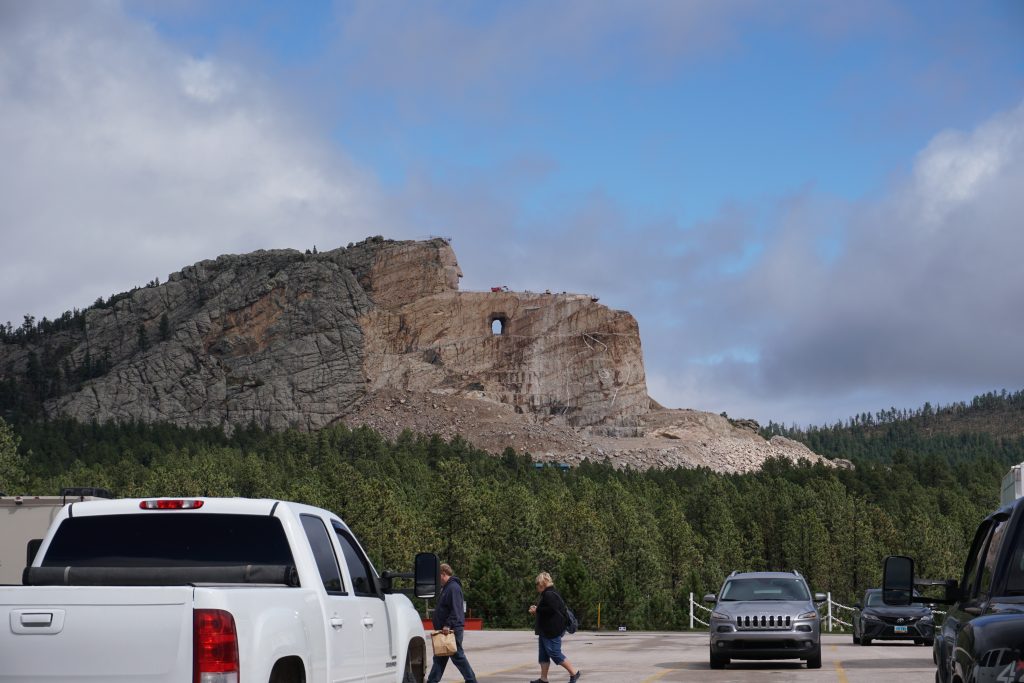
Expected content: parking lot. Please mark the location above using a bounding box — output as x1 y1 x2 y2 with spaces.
437 631 934 682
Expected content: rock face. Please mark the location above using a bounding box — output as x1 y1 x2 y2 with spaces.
2 237 648 432
0 236 831 472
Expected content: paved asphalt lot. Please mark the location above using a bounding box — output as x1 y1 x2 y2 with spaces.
433 631 935 683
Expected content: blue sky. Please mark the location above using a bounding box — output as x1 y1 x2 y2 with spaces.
2 0 1023 425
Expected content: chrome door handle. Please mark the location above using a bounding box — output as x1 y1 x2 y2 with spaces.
330 618 344 629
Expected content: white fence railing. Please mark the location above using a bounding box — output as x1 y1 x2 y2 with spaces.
687 592 944 632
689 594 711 628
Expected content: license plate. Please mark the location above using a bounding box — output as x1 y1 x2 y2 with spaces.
894 625 908 634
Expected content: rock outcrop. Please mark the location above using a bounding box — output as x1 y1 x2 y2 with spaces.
3 237 648 431
0 237 831 472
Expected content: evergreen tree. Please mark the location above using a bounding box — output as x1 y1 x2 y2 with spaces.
0 417 24 494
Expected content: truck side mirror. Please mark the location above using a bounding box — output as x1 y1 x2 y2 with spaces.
414 553 440 599
882 555 914 606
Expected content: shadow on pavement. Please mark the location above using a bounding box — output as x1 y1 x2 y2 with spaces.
841 658 934 670
654 660 806 671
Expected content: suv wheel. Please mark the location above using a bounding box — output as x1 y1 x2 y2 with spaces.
709 650 729 669
806 647 822 669
861 637 872 646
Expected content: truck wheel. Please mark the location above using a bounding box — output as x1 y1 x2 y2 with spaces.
709 650 729 669
269 657 305 683
806 647 822 669
403 642 425 683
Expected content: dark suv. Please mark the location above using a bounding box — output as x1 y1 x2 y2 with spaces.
704 571 825 669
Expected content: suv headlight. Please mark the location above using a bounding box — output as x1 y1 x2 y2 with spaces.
797 611 818 620
711 611 731 621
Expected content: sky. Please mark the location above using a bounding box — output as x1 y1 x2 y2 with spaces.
1 0 1022 427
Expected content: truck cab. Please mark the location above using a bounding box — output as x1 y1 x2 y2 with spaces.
883 497 1024 683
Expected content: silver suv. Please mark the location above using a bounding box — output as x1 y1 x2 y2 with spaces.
704 571 824 669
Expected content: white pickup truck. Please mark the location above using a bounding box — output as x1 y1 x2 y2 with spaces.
0 497 439 683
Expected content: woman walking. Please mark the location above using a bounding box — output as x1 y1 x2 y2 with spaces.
528 572 581 683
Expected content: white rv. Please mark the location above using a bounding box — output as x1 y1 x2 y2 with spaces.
0 489 113 585
1001 465 1024 506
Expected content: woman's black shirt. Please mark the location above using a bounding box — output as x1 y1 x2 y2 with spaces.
535 586 567 638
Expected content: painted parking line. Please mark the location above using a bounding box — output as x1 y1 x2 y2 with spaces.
832 645 849 683
640 667 680 682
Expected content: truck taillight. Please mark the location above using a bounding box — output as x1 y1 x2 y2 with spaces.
140 499 204 509
194 609 239 683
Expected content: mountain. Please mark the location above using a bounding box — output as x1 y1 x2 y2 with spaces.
0 237 828 472
762 390 1024 466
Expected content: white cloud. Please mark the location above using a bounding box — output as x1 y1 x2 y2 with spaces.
178 58 232 103
0 1 386 324
911 104 1022 224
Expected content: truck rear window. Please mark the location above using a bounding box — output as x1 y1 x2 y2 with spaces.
42 514 294 567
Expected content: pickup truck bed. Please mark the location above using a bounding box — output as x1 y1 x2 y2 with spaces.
0 497 433 683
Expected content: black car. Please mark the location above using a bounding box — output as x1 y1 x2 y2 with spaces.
852 588 934 646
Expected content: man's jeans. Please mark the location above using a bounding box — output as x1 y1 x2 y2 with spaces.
426 627 477 683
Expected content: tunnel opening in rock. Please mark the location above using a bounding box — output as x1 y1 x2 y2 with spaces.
489 314 508 336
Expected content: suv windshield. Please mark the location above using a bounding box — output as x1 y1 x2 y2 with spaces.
720 577 810 601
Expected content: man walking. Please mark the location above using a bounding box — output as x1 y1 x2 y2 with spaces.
427 563 477 683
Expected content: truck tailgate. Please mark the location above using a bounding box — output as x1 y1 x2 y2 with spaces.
0 586 194 682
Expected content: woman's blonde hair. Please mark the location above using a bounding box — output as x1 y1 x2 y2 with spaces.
535 571 553 588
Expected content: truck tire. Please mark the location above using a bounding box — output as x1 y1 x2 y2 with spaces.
806 647 822 669
404 641 426 683
399 655 415 683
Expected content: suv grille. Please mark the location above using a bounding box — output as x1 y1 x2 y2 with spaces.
736 615 792 630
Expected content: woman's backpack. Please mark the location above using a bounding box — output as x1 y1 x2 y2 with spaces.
557 590 578 634
564 607 579 634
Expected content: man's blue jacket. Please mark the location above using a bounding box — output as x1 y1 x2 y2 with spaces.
432 576 466 630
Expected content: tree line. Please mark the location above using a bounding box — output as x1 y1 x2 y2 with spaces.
1 409 1017 630
763 389 1024 439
